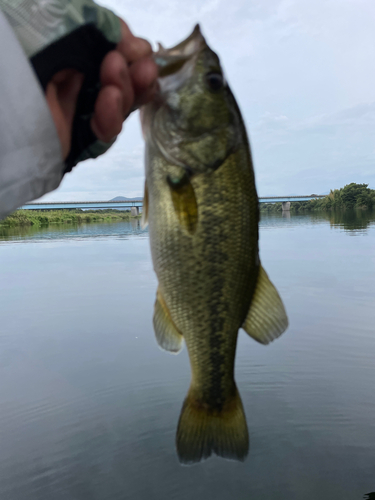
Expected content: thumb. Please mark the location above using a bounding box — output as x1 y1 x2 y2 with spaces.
45 69 84 159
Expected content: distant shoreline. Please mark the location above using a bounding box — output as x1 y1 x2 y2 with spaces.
2 184 373 226
0 210 141 228
260 183 375 213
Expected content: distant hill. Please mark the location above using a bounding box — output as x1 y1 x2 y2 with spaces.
110 196 143 201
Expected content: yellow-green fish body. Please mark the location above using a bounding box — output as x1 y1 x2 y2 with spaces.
141 26 288 464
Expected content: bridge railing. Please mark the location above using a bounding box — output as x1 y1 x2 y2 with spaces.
20 195 326 210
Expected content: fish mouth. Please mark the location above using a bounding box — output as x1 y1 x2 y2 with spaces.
140 25 206 142
153 24 206 78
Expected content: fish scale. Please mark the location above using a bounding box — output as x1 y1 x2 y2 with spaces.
141 25 288 464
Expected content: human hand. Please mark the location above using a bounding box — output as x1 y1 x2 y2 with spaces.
45 19 158 160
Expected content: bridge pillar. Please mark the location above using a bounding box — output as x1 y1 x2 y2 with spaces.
282 201 290 211
131 207 139 216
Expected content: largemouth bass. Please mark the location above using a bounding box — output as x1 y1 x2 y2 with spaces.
141 25 288 464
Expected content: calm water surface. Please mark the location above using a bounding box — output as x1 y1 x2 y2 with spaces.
0 211 374 499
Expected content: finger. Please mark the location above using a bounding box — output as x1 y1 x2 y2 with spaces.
129 57 158 104
46 69 84 159
129 56 158 107
100 50 134 116
91 85 124 142
133 82 158 109
54 69 84 124
117 19 153 64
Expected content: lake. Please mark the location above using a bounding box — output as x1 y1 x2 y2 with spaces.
0 211 374 499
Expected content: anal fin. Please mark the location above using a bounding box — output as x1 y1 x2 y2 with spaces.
242 264 288 344
153 289 183 353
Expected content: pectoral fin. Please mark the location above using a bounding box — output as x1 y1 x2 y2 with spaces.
153 289 183 354
167 172 198 234
141 180 149 229
242 265 288 344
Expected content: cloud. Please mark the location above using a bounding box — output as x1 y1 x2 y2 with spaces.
40 114 147 201
41 0 375 201
250 101 375 195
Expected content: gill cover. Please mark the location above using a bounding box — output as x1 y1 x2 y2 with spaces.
144 24 239 177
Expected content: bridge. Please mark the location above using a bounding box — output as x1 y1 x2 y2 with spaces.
20 200 144 216
259 195 326 211
20 195 326 213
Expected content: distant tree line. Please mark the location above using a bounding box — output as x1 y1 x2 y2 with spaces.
260 183 375 213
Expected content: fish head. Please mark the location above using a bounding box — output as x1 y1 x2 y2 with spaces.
141 25 241 173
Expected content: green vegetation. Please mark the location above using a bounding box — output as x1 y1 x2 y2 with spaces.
3 183 374 226
260 202 283 212
311 183 375 210
260 183 375 213
0 209 139 227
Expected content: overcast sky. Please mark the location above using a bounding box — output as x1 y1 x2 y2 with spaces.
41 0 375 201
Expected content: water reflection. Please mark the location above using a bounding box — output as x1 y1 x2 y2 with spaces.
0 219 147 243
1 209 375 499
130 218 141 231
1 209 375 244
324 209 375 231
259 208 375 234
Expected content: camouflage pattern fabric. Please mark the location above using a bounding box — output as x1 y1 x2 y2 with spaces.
0 0 121 57
0 0 122 165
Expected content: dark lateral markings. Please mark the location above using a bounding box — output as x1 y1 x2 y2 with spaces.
363 493 375 499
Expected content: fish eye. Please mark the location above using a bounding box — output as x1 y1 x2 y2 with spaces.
205 72 224 92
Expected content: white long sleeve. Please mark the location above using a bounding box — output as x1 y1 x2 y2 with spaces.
0 10 64 220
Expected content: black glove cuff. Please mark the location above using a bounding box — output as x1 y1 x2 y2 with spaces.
30 24 117 172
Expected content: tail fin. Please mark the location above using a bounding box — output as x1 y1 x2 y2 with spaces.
176 388 249 465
